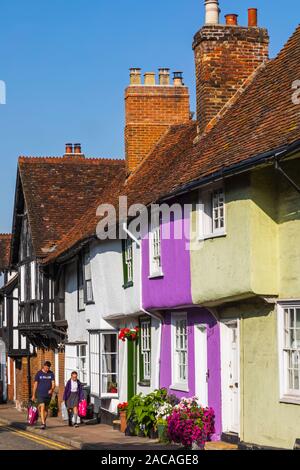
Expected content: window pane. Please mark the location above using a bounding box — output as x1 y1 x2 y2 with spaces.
296 309 300 328
101 334 117 353
102 354 117 374
291 310 295 328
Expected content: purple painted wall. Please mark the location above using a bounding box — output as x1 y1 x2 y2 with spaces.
159 309 222 440
142 208 192 309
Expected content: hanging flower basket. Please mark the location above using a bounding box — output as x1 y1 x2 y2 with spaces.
118 327 139 342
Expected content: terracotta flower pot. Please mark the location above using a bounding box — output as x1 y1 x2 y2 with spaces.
119 410 127 433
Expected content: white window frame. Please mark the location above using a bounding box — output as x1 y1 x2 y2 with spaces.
149 221 163 278
76 344 87 385
125 238 133 284
100 332 119 399
198 184 226 241
84 247 94 304
277 302 300 404
171 312 189 392
140 319 151 382
89 333 100 397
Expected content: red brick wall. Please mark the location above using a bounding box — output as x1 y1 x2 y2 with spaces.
193 25 269 134
14 349 65 409
125 85 190 174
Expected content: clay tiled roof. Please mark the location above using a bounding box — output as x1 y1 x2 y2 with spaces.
17 156 125 259
43 123 197 262
44 25 300 263
0 234 12 271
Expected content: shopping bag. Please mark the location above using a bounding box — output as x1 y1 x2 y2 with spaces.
78 399 87 418
28 403 39 426
61 402 69 421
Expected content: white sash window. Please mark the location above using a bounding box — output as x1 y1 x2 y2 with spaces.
171 313 188 392
198 185 226 240
278 303 300 403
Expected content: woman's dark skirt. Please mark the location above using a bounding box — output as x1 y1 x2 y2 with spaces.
66 392 79 409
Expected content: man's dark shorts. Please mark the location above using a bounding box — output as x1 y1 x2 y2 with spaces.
37 396 51 409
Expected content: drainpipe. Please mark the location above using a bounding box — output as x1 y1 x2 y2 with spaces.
122 223 141 247
141 308 164 390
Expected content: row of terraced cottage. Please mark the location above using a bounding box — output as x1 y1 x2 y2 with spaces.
0 1 300 449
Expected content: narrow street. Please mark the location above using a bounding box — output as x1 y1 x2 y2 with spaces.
0 424 73 450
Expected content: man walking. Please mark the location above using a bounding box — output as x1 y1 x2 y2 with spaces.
32 361 55 430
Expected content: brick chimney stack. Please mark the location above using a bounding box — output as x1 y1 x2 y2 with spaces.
125 69 190 175
193 1 269 135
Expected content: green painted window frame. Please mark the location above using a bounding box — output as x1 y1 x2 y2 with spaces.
139 317 151 387
122 239 134 289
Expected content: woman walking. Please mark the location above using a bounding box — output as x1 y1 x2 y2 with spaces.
63 371 84 428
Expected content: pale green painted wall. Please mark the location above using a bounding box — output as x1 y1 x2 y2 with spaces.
278 159 300 298
190 169 278 306
220 300 300 449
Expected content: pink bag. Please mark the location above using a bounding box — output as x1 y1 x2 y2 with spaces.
78 399 87 418
28 404 39 426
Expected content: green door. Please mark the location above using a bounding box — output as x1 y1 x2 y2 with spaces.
127 340 137 400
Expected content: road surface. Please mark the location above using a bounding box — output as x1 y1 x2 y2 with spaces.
0 423 73 450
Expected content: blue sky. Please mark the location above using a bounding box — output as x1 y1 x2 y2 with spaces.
0 0 298 232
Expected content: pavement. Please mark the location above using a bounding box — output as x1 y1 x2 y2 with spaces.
0 404 237 451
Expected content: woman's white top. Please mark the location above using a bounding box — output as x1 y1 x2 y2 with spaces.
71 380 78 392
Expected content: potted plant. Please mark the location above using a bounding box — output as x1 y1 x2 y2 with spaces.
118 402 128 433
126 388 168 437
48 395 59 418
118 327 139 342
156 402 173 443
167 397 215 450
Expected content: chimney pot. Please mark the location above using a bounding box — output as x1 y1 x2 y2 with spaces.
129 68 142 85
65 143 73 154
173 71 184 87
74 143 82 154
158 68 170 86
144 72 156 86
205 0 220 25
225 14 238 26
248 8 258 27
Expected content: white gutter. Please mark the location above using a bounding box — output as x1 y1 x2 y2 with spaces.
122 223 141 248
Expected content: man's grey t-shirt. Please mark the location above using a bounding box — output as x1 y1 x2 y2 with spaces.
35 370 55 398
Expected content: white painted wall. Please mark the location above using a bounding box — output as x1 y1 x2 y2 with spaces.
64 237 161 414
